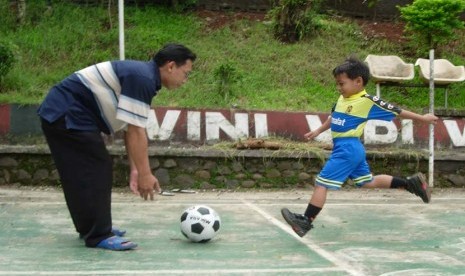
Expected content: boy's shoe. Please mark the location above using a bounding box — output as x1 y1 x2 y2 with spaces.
281 208 313 237
406 173 431 203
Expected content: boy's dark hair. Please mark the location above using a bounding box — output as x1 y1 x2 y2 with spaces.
153 43 197 67
332 57 370 86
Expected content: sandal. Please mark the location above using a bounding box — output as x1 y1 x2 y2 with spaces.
79 227 126 239
96 236 137 251
111 227 126 237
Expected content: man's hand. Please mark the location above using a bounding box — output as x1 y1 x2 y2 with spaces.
129 170 139 195
137 173 161 200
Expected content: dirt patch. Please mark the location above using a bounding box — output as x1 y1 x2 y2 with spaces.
194 9 405 44
194 9 267 30
356 19 406 43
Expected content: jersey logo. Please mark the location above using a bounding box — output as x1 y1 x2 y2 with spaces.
345 105 353 114
331 117 346 126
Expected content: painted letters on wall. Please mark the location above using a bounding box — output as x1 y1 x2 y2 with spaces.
146 107 465 148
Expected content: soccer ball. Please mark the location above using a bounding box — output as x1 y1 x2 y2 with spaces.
180 205 221 243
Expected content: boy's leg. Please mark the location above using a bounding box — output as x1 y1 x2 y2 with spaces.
362 173 430 203
361 174 392 189
281 140 364 237
281 185 326 237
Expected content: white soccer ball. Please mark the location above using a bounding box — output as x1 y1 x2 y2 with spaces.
180 205 221 243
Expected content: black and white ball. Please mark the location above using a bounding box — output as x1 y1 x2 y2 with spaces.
180 205 221 243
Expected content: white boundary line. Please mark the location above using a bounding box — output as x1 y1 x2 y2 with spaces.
0 267 343 275
241 199 364 276
3 201 465 206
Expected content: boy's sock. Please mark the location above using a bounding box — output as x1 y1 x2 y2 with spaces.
390 176 408 189
304 204 322 221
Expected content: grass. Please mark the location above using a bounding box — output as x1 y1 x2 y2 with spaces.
0 1 464 112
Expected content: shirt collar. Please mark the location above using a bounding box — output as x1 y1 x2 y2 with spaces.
347 89 367 99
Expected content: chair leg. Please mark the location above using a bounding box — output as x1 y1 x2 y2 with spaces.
376 83 381 98
445 88 448 109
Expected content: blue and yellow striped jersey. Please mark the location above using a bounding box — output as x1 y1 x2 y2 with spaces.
330 90 402 138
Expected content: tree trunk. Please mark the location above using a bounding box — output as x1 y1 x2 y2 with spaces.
15 0 26 26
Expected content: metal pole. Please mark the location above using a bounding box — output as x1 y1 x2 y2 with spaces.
118 0 125 60
428 49 435 187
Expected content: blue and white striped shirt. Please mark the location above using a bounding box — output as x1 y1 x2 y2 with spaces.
38 60 161 134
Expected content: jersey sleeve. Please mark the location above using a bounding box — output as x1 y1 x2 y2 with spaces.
364 94 402 121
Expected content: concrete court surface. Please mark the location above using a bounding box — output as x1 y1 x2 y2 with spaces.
2 186 465 276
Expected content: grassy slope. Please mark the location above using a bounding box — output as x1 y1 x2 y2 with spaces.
0 1 464 112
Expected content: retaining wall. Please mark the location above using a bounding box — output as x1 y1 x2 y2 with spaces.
1 145 464 189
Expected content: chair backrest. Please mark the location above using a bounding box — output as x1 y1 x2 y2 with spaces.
365 54 414 82
415 58 465 84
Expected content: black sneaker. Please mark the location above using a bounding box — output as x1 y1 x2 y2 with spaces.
406 173 431 203
281 208 313 237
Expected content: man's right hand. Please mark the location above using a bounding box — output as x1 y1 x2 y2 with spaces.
137 174 161 200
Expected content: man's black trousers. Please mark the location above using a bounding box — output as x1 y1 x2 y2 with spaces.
41 117 114 247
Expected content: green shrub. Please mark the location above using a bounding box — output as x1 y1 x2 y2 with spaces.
398 0 465 56
213 61 242 101
0 42 16 80
268 0 324 43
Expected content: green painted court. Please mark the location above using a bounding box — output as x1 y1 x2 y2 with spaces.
2 186 465 275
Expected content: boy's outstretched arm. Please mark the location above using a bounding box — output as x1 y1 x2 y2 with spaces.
398 110 438 124
305 116 332 140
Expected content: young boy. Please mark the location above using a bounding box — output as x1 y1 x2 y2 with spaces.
281 57 438 237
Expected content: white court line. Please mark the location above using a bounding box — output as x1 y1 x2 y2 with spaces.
242 200 364 276
0 267 343 275
3 201 465 206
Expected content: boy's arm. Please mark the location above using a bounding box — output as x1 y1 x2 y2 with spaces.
398 110 438 124
304 115 331 140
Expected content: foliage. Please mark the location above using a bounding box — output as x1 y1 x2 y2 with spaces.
213 60 242 101
0 1 464 111
267 0 324 43
0 41 16 80
398 0 465 56
173 0 198 12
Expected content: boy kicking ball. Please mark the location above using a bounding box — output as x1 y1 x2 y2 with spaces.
281 57 438 237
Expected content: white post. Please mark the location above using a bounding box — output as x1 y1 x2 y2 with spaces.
118 0 125 60
428 49 435 187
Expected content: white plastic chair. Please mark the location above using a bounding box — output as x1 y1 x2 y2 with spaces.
365 55 415 97
415 58 465 108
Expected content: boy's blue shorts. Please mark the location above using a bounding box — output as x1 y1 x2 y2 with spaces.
315 138 373 190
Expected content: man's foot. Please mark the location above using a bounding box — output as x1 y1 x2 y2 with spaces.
281 208 313 237
406 173 431 203
79 227 126 239
95 236 137 251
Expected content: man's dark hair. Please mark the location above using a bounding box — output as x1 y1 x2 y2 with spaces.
332 57 370 86
153 43 196 67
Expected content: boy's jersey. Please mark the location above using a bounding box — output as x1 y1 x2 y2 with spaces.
330 90 402 138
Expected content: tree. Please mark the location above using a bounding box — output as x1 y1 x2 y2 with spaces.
13 0 26 25
268 0 323 43
399 0 465 56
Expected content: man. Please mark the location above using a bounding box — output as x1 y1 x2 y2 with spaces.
38 43 196 250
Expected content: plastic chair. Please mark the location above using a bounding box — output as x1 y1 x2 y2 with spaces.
415 58 465 108
365 55 415 97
